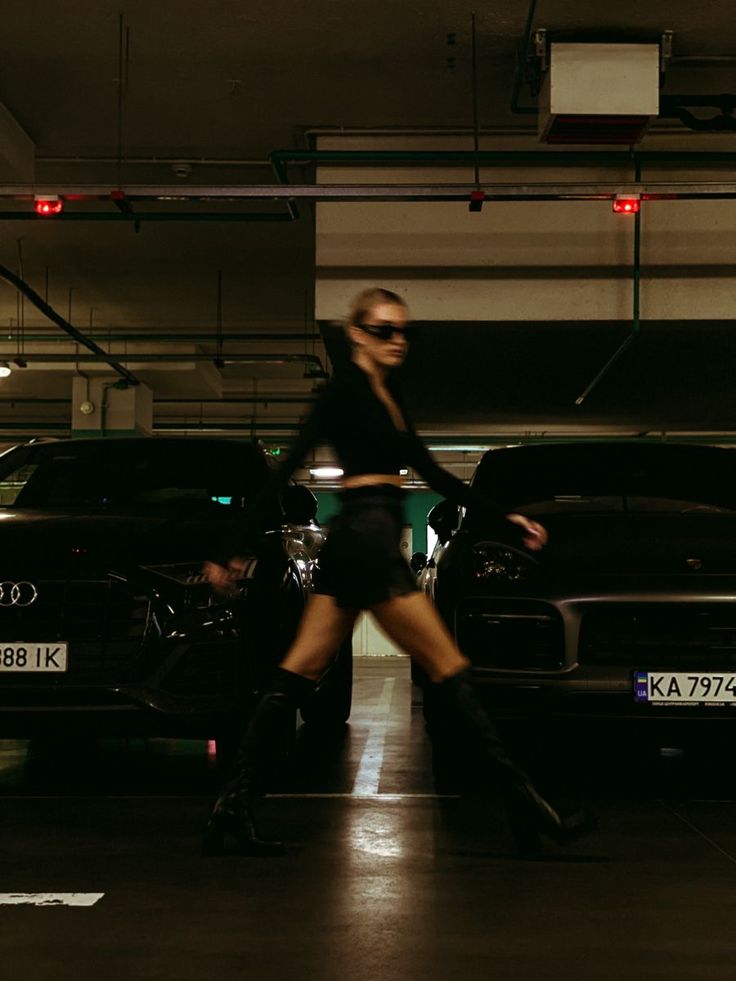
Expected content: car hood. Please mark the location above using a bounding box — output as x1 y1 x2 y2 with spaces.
0 508 239 578
467 511 736 576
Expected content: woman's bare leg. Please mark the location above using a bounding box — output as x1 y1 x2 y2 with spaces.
280 593 359 680
369 592 468 681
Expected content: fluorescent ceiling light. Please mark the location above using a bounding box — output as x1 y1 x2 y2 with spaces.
309 466 344 478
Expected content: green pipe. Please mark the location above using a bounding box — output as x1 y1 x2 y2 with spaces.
270 149 736 170
0 212 294 222
2 428 736 444
271 153 300 221
154 422 300 432
574 161 643 406
10 332 319 343
0 396 316 405
0 422 69 430
157 396 317 404
0 352 326 370
0 264 140 387
424 432 736 453
510 0 540 115
633 159 642 336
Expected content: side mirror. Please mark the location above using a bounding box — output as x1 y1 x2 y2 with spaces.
410 551 427 574
281 484 318 525
427 499 459 544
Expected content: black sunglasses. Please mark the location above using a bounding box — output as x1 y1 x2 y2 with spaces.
355 322 416 342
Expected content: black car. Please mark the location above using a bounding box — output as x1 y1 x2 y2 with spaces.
0 437 351 759
415 440 736 724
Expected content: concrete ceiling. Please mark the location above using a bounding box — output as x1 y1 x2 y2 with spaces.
2 1 734 158
0 0 735 467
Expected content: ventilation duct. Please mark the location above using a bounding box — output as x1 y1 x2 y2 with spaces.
539 43 660 144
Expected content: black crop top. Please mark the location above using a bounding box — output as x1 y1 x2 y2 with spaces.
225 360 516 557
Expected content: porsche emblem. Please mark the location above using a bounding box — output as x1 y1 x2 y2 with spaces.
686 558 703 571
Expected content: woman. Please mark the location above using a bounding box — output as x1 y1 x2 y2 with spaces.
203 287 592 858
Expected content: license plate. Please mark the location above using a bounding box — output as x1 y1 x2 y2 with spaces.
0 643 68 673
634 671 736 705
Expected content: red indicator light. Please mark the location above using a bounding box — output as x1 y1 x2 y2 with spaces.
468 189 485 213
34 196 64 216
612 196 640 215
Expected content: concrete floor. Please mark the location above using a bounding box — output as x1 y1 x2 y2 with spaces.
2 656 736 981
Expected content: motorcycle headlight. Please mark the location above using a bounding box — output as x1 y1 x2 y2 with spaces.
471 544 535 585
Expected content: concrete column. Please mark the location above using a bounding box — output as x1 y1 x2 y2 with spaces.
71 377 153 437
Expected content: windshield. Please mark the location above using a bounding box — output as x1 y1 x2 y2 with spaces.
468 443 736 516
0 440 270 511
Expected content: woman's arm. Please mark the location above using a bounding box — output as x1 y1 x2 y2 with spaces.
208 383 336 568
405 435 547 550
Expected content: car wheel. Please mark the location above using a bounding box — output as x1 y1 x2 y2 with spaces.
299 636 353 728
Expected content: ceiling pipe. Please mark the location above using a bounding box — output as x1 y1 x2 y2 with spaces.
510 0 540 115
0 396 318 405
271 148 736 169
3 426 736 447
0 265 140 386
0 212 293 222
11 332 319 343
37 156 277 167
3 180 736 203
668 111 736 133
660 94 736 132
0 351 328 376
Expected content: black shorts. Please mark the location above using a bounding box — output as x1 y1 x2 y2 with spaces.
313 485 419 609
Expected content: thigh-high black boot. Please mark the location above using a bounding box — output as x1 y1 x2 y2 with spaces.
430 670 595 856
202 667 316 856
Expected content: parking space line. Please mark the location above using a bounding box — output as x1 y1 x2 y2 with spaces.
351 677 396 796
657 799 736 867
0 894 104 906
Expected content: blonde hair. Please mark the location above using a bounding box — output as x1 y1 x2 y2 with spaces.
347 288 408 328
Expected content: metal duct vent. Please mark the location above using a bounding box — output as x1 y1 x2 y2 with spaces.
545 114 650 145
539 43 660 145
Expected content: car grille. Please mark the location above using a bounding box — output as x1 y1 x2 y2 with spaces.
0 578 150 680
162 641 240 698
578 604 736 668
456 599 564 671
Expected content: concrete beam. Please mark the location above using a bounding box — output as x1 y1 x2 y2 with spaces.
0 102 34 181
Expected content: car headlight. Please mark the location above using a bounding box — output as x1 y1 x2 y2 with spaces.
471 544 536 585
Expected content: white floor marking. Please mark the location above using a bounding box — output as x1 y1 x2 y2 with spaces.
267 793 459 799
351 677 396 796
0 893 104 906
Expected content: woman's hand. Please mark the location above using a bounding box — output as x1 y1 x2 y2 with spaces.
202 557 247 594
505 513 548 551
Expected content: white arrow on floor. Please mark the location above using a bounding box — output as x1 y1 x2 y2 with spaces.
0 894 104 906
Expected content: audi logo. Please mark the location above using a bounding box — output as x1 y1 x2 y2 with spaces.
0 581 39 607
